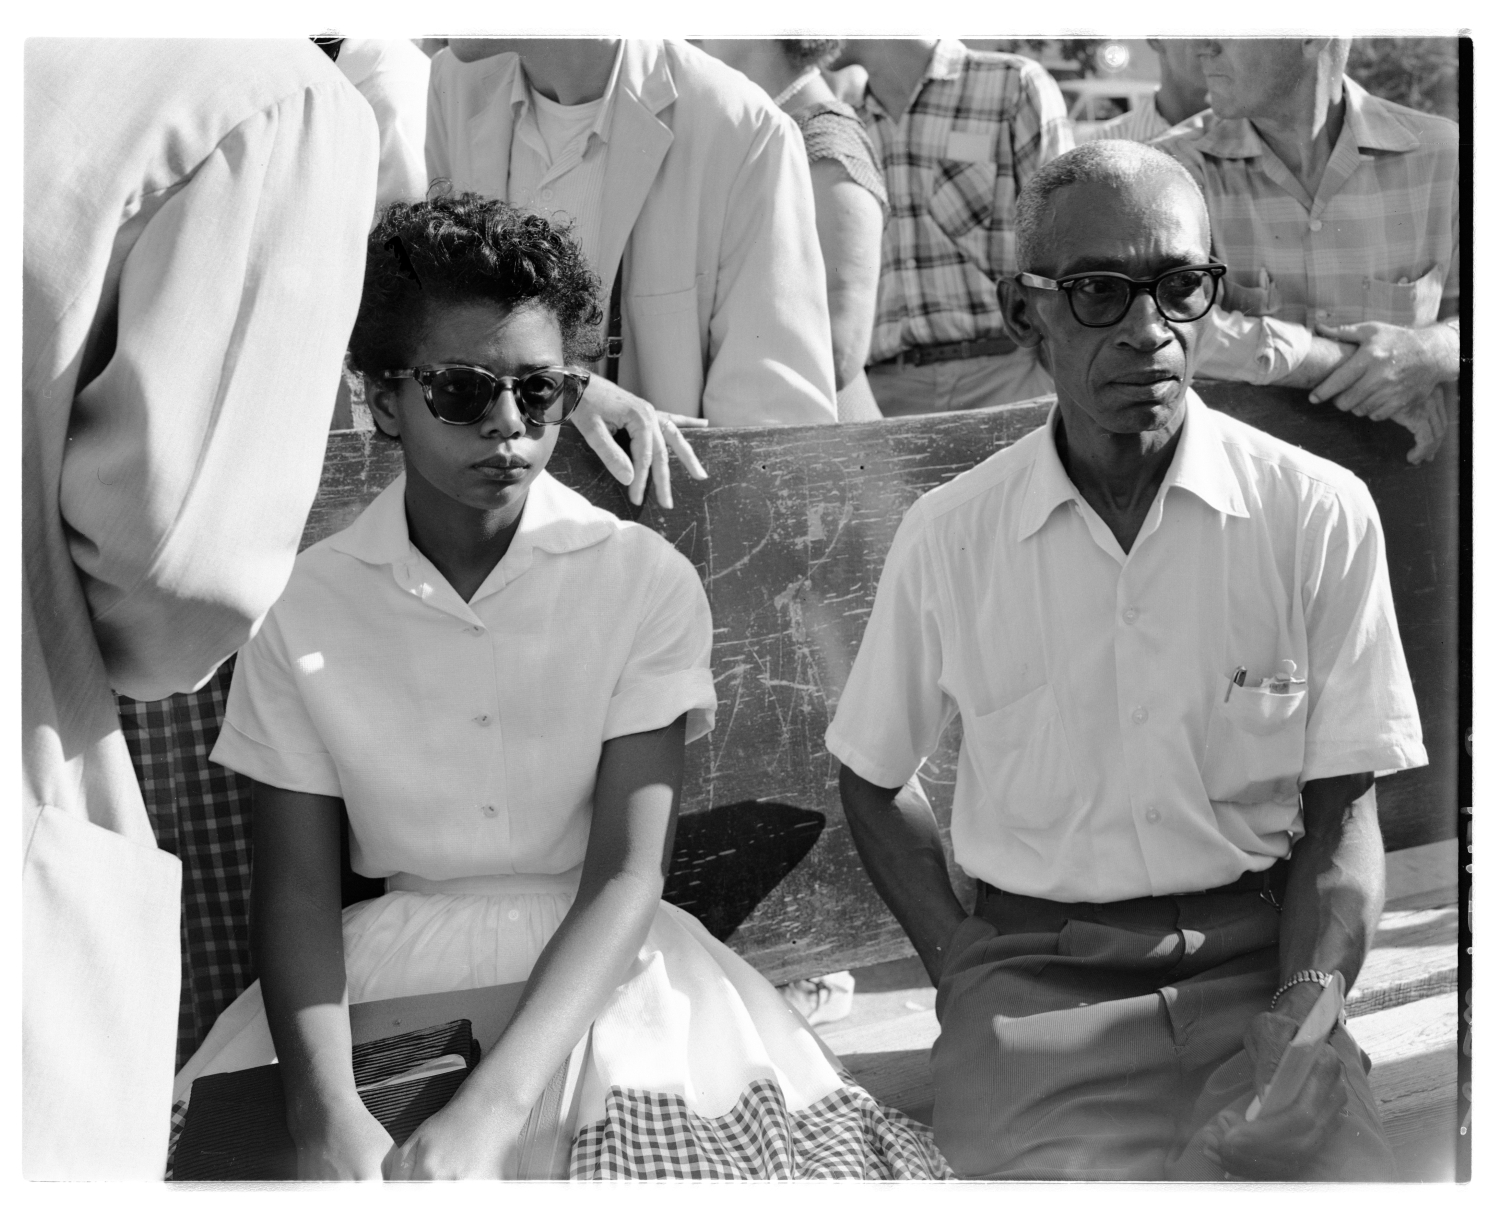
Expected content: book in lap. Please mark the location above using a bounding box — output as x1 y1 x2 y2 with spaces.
172 984 579 1180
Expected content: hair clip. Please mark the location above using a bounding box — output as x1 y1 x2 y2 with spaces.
385 235 424 290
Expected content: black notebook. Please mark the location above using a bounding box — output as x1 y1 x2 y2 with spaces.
171 1019 479 1181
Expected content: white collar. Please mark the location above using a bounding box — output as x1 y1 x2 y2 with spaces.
1016 390 1249 542
327 469 619 574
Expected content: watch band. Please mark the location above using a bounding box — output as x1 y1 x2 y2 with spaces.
1271 968 1337 1010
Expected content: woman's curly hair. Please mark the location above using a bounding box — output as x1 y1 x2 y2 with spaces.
347 189 605 380
775 39 844 73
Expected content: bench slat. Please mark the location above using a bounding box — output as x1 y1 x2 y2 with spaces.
1348 993 1459 1180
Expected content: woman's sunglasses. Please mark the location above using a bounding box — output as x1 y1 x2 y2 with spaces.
382 364 590 427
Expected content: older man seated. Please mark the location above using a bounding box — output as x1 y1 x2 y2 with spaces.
825 141 1425 1180
1155 38 1459 464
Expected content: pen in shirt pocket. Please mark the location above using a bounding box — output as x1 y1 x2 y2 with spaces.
1224 665 1247 702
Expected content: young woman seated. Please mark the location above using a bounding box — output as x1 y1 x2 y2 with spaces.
174 195 948 1180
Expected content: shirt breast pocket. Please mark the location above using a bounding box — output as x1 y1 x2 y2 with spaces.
1221 269 1281 317
927 158 1000 251
1359 264 1445 327
965 683 1078 829
1202 686 1307 804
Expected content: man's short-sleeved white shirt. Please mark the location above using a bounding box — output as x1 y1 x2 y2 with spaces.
825 392 1426 903
212 470 716 883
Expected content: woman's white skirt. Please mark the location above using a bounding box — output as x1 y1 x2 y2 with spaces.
173 877 949 1179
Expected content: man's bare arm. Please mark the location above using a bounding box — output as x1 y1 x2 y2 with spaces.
1204 772 1383 1178
1273 771 1384 1018
839 764 969 986
1270 334 1356 390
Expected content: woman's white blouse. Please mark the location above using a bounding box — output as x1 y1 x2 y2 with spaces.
211 471 716 882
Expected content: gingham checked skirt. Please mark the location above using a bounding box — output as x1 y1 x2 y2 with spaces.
172 881 950 1180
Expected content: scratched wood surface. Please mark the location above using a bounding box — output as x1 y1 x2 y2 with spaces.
309 384 1459 983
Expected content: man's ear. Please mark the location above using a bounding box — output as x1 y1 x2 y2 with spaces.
997 278 1045 350
365 375 403 440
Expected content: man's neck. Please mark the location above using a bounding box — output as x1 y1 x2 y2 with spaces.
519 39 620 107
857 39 938 121
1054 402 1186 555
1155 76 1206 128
1248 72 1347 199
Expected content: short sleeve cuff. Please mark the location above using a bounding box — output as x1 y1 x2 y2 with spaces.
210 719 343 797
824 723 921 792
1302 735 1429 784
603 669 718 744
1196 310 1311 385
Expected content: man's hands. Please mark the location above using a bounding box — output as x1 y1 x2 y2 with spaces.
1200 1010 1350 1180
1390 388 1451 465
570 376 708 508
1309 320 1458 463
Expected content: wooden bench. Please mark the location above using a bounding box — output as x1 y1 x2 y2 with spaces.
139 382 1460 1177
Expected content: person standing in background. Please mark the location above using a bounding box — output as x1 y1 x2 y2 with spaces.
1080 38 1209 143
837 39 1072 416
698 37 889 422
23 39 378 1178
427 38 838 429
332 38 433 210
1155 37 1459 464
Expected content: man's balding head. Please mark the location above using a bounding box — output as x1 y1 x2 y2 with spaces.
1000 142 1218 436
1014 141 1210 276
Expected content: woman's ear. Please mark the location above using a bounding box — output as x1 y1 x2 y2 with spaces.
997 279 1045 350
365 375 403 440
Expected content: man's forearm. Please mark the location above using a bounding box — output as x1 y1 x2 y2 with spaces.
1274 773 1384 1021
838 764 968 985
1273 334 1356 391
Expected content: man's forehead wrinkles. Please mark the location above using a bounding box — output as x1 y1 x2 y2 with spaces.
1055 247 1211 278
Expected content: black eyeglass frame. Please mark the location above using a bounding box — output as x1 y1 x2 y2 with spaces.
382 363 591 427
1015 263 1228 329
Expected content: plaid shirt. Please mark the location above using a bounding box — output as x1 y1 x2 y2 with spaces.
1155 77 1459 382
857 41 1072 363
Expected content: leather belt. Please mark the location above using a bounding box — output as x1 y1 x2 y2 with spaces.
976 859 1289 912
872 335 1018 368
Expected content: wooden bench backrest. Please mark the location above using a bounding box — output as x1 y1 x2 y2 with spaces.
308 384 1459 984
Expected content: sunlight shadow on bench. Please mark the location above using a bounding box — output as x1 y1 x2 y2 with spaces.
664 802 826 942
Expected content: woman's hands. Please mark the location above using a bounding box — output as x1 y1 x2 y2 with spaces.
290 1092 395 1180
384 1089 523 1180
569 376 708 509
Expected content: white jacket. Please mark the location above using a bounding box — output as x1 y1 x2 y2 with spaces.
427 40 837 426
23 38 377 1177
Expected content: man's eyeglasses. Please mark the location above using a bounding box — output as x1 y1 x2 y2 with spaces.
383 364 590 427
1016 263 1228 329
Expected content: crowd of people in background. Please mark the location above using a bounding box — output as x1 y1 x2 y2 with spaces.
23 35 1459 1181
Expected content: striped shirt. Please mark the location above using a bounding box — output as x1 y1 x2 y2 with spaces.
856 41 1072 363
1154 77 1459 383
1078 95 1172 144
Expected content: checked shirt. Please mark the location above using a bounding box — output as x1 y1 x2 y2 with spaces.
1154 76 1459 383
856 40 1072 363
